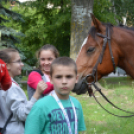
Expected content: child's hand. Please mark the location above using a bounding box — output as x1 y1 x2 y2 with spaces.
33 81 48 100
36 80 48 94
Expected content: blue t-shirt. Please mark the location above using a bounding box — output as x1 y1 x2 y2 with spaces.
25 95 86 134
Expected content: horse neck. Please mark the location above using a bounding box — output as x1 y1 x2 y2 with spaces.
113 27 134 78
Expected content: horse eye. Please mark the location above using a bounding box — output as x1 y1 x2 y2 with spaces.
87 47 95 53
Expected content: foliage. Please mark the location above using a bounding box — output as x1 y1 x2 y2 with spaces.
112 0 134 26
0 1 24 47
94 0 134 26
93 0 119 25
0 1 32 71
3 0 134 68
10 0 71 67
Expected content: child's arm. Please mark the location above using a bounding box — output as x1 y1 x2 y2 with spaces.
6 81 45 121
25 103 45 134
28 71 53 95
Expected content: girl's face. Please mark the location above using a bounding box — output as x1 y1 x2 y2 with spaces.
39 50 56 74
7 52 24 78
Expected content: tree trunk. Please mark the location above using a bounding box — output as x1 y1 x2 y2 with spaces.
70 0 94 60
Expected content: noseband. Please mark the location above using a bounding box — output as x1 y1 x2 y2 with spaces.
75 26 134 117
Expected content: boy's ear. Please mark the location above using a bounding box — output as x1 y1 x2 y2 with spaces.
75 75 79 83
50 76 53 84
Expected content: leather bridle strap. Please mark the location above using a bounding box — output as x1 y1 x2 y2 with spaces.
92 38 107 77
90 26 116 80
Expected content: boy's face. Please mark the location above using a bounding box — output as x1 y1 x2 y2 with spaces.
50 65 78 100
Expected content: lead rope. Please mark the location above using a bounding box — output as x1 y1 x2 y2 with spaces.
88 83 134 117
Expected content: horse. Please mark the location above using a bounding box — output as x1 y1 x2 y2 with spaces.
74 14 134 95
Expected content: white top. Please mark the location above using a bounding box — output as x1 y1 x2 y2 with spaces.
0 78 37 134
44 74 50 82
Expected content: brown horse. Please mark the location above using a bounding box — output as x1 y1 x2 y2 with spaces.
76 14 134 85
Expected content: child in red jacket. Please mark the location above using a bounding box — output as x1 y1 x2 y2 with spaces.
0 51 12 91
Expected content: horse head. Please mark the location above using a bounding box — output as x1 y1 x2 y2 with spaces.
75 14 123 95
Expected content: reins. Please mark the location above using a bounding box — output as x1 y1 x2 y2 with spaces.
85 26 134 117
89 83 134 117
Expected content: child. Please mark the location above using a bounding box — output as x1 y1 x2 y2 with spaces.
27 44 59 99
0 51 12 91
25 57 86 134
0 48 47 134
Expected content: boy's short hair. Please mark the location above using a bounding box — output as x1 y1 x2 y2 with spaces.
50 57 77 76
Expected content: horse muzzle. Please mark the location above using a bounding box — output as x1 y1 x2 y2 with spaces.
72 76 93 96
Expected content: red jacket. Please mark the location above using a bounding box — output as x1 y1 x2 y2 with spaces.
0 59 12 91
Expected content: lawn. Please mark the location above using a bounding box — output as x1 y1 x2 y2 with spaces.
22 76 134 134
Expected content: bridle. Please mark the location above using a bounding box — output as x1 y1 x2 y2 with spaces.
81 26 134 117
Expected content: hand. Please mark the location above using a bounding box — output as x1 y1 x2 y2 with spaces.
36 80 48 95
33 81 48 100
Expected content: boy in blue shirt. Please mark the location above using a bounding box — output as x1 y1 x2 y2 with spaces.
25 57 86 134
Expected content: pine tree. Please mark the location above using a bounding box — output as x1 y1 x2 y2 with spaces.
0 0 31 78
0 0 24 49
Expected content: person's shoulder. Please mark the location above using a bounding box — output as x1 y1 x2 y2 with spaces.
29 71 41 77
7 81 24 95
9 81 20 91
70 95 80 104
34 95 55 107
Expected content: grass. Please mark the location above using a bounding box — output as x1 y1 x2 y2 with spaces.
21 76 28 81
22 76 134 134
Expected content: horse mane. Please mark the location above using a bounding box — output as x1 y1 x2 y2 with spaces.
88 22 134 39
118 24 134 31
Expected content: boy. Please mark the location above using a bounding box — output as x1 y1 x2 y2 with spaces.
25 57 86 134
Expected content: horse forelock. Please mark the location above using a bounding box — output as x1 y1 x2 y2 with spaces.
88 24 113 38
88 26 97 39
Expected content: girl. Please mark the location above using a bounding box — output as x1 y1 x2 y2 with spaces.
27 44 59 99
0 48 47 134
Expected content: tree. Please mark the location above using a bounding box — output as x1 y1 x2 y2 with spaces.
16 0 71 59
6 0 134 65
111 0 134 26
0 0 32 76
0 0 24 49
70 0 94 60
93 0 118 24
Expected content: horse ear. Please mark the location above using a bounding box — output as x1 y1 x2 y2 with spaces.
91 21 94 26
90 13 105 32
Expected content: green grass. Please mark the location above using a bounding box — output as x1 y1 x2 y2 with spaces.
21 76 28 81
22 76 134 134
